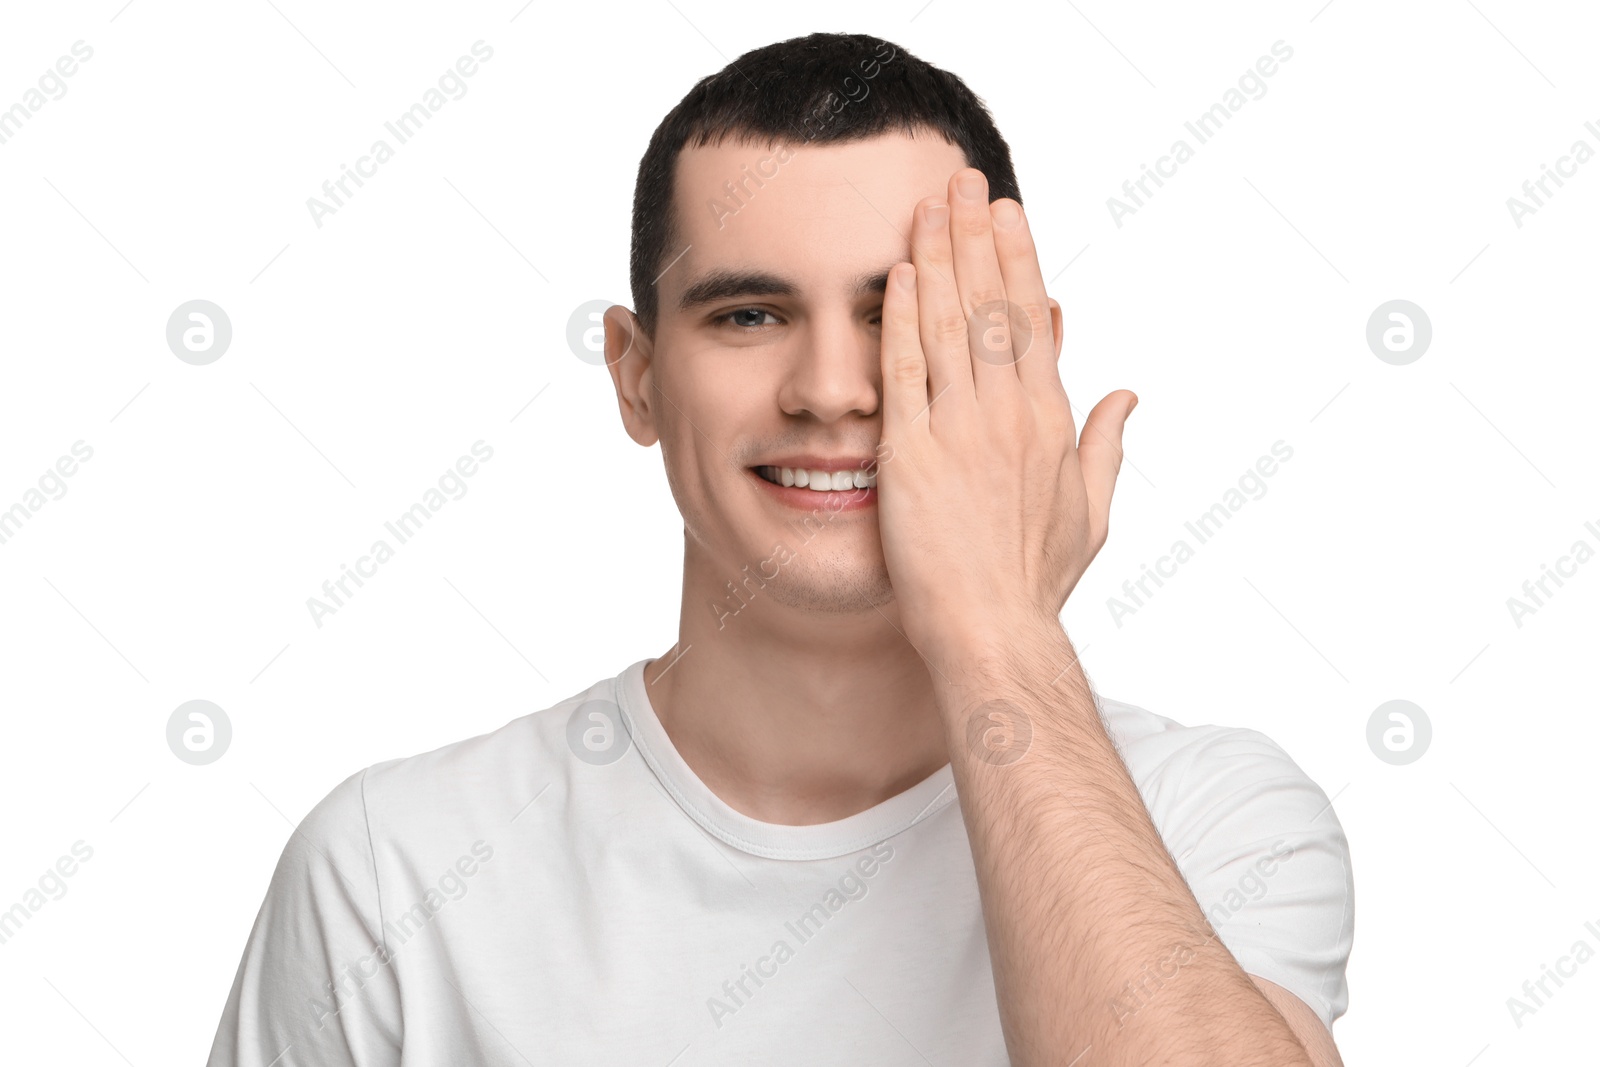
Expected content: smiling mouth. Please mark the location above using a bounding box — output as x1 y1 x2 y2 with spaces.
752 465 877 491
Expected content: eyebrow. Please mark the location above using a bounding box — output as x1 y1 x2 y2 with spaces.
675 267 893 313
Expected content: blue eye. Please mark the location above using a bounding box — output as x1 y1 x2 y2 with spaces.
719 307 779 329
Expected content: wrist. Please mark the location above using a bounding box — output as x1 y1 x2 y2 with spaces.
924 613 1073 709
929 621 1102 774
927 611 1070 676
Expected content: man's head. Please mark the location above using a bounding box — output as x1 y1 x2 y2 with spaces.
624 33 1022 340
605 33 1028 620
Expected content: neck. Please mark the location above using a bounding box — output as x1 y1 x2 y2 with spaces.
642 538 949 826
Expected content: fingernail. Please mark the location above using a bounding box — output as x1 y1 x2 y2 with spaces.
924 202 948 228
1127 394 1139 416
992 200 1021 229
957 171 985 199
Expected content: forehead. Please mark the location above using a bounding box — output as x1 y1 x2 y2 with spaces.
665 130 969 305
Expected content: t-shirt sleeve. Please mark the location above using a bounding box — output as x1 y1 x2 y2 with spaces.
207 767 404 1067
1159 726 1354 1031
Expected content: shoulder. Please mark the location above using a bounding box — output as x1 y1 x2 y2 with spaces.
1095 693 1355 1029
1095 693 1339 837
299 673 613 851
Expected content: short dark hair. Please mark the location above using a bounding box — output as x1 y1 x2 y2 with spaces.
628 31 1022 338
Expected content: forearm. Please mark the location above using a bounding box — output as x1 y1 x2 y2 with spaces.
935 620 1313 1066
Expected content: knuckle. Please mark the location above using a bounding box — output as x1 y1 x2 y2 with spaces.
932 311 970 345
968 290 1007 315
1019 300 1051 337
891 353 926 383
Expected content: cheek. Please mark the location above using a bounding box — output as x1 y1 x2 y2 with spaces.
674 352 773 444
654 339 787 520
655 363 748 492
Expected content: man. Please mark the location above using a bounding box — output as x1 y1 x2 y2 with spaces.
208 32 1351 1066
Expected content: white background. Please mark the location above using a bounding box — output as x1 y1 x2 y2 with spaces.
1 0 1596 1063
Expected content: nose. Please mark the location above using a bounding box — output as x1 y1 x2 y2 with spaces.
775 307 882 423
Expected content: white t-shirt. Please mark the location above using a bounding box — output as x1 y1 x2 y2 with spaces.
207 657 1353 1066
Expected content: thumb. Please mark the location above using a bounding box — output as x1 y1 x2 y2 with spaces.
1078 390 1137 545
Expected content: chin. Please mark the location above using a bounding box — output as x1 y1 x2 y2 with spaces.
768 555 896 615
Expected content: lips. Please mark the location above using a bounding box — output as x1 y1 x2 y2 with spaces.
746 466 877 511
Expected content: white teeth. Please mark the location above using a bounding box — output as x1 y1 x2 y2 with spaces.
761 465 876 490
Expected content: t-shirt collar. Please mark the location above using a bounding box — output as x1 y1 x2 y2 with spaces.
614 658 958 861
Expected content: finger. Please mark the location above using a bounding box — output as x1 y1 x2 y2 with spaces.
1078 390 1138 548
880 262 929 438
909 196 975 416
990 198 1061 397
948 169 1022 399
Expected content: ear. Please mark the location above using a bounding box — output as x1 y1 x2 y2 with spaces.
603 305 659 448
1048 298 1063 364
